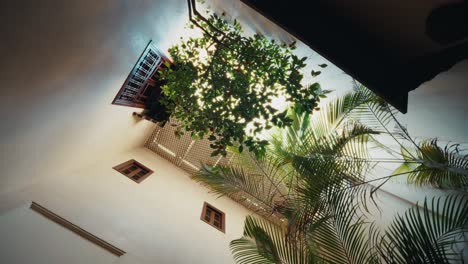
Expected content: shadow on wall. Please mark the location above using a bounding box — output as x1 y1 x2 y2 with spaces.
0 0 185 194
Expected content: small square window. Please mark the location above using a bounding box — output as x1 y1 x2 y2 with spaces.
113 159 153 183
201 202 225 233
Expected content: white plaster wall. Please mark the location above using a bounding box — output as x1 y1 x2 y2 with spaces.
0 0 351 208
0 1 351 262
0 205 118 264
0 0 193 196
12 147 253 264
403 59 468 143
0 0 465 261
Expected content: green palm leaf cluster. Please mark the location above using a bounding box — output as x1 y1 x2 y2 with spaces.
394 139 468 189
382 195 468 263
193 82 468 263
306 190 379 264
231 216 320 264
230 195 468 264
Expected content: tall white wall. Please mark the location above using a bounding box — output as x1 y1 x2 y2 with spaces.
0 0 466 261
0 205 118 264
0 0 351 210
2 147 253 264
403 60 468 143
0 0 192 196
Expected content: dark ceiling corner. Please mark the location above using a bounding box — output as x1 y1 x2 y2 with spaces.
426 1 468 45
240 0 468 113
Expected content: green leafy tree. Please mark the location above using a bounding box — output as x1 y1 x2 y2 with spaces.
157 13 326 157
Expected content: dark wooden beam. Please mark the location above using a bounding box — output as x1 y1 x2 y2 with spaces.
30 202 126 257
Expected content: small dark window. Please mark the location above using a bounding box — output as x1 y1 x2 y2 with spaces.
201 202 225 232
113 159 153 183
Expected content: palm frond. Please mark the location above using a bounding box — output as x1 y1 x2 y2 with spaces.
321 81 377 130
307 190 379 264
231 216 320 264
394 139 468 189
194 164 281 211
345 82 399 135
270 113 382 231
290 121 379 186
381 195 468 263
271 82 379 158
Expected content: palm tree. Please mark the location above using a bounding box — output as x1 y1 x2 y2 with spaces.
194 83 468 263
228 194 468 264
344 82 468 190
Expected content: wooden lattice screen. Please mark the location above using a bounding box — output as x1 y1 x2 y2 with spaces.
144 119 284 223
145 118 232 175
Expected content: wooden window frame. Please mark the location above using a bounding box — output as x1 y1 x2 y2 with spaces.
200 202 225 233
113 159 153 184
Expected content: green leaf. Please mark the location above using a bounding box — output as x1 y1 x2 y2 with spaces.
392 162 419 176
311 70 321 77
